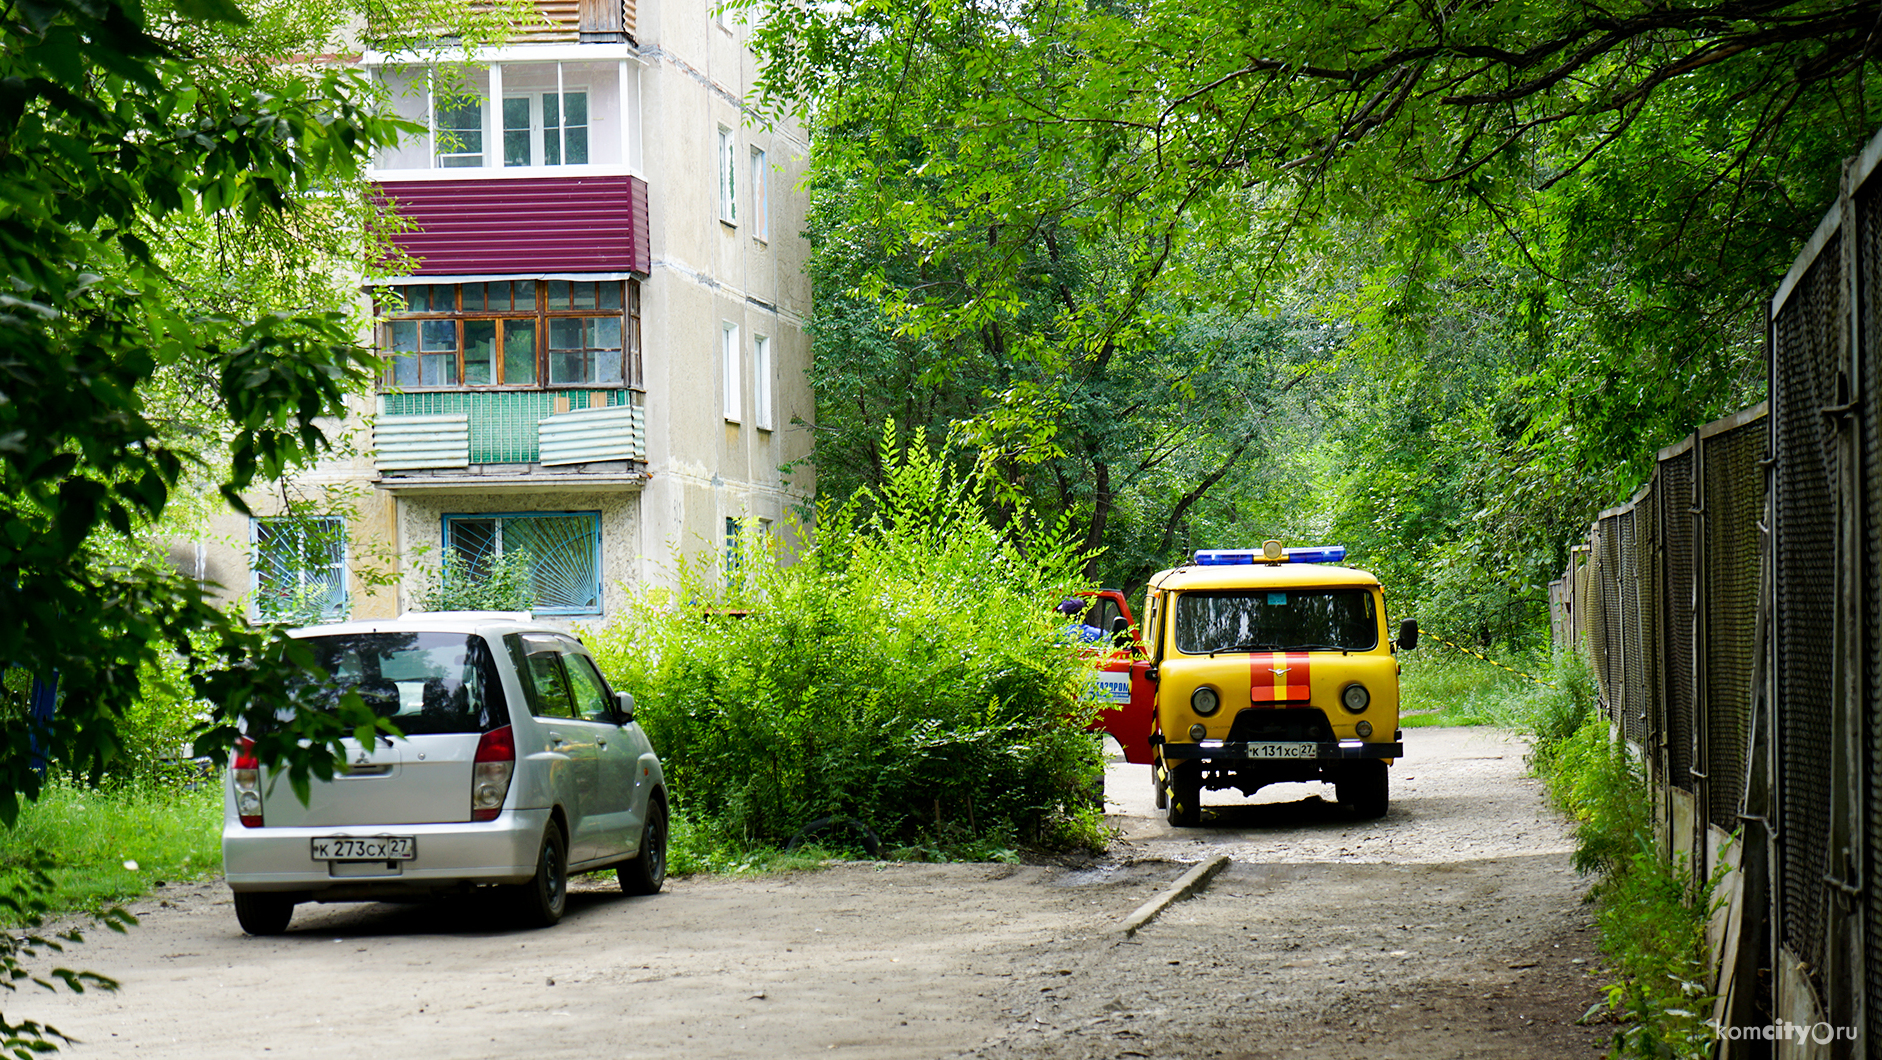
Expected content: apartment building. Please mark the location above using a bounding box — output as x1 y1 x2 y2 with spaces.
196 0 813 624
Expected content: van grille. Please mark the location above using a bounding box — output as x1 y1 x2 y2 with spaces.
1226 707 1332 743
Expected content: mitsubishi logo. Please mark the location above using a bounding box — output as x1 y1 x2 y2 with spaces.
354 751 372 766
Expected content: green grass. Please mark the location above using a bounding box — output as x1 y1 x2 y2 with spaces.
1397 648 1533 727
0 781 223 923
665 809 1047 876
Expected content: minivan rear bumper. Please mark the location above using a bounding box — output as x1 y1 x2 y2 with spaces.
223 807 551 894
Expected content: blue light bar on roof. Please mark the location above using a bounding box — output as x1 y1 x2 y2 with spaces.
1192 546 1347 566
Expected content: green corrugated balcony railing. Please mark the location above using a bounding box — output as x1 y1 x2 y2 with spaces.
377 390 640 467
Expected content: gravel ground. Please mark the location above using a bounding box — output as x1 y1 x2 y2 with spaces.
24 726 1610 1059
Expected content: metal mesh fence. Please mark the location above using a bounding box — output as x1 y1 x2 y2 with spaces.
1545 134 1882 1032
1634 492 1660 753
1659 449 1698 792
1771 236 1841 981
1586 522 1611 717
1860 180 1882 1053
1618 507 1648 746
1702 420 1763 832
1595 515 1626 726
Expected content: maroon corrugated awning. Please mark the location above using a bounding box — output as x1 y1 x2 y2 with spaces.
374 174 650 275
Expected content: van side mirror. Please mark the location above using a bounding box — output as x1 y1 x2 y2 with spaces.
615 690 637 723
1110 616 1132 649
1397 619 1419 651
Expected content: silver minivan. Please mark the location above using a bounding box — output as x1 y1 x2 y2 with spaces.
221 613 667 935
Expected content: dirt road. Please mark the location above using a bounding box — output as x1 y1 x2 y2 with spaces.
29 727 1610 1058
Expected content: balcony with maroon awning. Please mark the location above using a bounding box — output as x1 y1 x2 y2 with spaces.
374 175 650 276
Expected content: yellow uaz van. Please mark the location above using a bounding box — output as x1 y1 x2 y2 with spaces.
1143 541 1417 825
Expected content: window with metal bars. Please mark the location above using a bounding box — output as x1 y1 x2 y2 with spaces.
377 280 642 391
443 512 602 615
252 517 347 621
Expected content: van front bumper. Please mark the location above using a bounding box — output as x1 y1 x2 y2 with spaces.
1161 740 1403 761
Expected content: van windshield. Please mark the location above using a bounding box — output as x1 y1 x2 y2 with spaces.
1173 590 1378 654
290 632 509 735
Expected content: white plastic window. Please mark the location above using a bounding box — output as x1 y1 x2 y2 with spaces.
753 334 772 430
750 146 768 241
718 127 737 224
722 322 742 422
373 61 621 171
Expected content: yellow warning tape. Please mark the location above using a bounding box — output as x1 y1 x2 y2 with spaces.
1424 633 1558 690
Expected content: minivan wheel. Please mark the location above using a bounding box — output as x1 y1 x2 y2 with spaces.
512 821 569 927
618 796 668 896
233 891 296 936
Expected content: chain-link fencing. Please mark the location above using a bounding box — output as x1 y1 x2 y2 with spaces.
1547 126 1882 1056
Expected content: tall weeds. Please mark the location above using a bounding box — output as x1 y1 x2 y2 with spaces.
585 425 1103 856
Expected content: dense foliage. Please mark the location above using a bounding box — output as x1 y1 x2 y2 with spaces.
0 0 402 815
742 0 1878 645
418 550 536 613
586 428 1105 851
0 0 539 797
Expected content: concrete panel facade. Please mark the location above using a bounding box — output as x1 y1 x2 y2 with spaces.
187 0 811 626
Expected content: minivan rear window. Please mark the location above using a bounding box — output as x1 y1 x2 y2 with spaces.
292 632 510 735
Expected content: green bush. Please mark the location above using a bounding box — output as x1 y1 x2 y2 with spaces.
4 653 211 789
1500 649 1599 765
418 549 534 612
585 426 1103 858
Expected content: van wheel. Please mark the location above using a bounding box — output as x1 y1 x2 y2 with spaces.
1167 762 1200 827
618 796 668 896
511 821 569 927
233 892 295 936
1338 761 1389 819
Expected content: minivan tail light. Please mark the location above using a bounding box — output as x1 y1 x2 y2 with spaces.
233 737 263 828
471 726 515 822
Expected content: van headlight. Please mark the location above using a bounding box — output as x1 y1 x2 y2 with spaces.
1340 682 1370 713
1191 686 1220 717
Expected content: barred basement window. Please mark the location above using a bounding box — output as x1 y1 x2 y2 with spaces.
445 512 602 615
253 517 347 621
377 280 642 390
